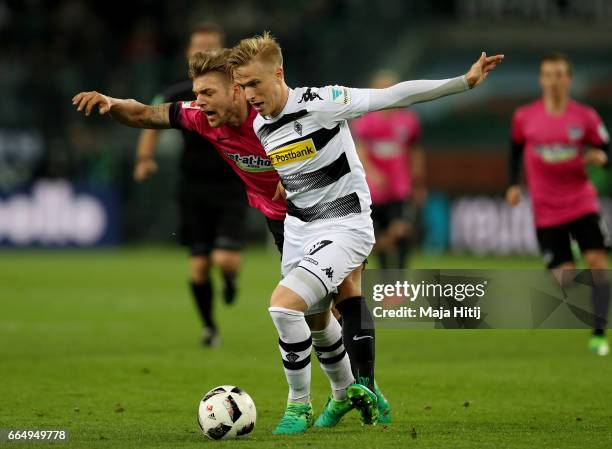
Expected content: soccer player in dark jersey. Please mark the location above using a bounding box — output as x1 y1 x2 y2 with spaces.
133 23 247 348
506 53 611 355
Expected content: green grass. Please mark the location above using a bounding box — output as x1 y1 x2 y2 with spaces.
1 248 611 448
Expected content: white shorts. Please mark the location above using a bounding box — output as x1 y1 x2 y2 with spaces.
279 213 375 315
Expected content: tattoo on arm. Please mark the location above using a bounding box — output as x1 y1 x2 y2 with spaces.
142 103 171 129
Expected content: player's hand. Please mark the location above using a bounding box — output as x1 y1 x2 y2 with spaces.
584 149 608 167
72 91 113 116
272 181 286 201
505 185 522 206
465 52 504 88
133 158 158 182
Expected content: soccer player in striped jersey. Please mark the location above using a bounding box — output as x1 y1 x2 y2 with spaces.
71 49 379 431
506 53 611 355
229 32 503 434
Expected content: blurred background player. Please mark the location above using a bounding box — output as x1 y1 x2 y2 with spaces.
133 23 247 347
353 70 426 269
506 53 611 355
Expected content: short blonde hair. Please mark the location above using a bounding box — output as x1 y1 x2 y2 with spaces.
188 48 232 80
227 31 283 69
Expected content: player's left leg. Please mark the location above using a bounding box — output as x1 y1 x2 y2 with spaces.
335 267 391 424
211 197 248 304
189 254 219 347
389 200 414 270
572 213 611 355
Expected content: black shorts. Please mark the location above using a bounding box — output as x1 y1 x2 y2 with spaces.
266 218 285 254
370 200 412 234
179 188 248 256
536 213 611 268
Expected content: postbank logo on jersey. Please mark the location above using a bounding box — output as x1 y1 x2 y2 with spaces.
268 139 316 167
223 151 274 172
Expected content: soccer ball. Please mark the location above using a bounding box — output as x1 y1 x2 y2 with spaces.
197 385 256 440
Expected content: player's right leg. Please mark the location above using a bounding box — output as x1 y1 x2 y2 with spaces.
179 186 219 346
269 285 314 435
571 213 611 355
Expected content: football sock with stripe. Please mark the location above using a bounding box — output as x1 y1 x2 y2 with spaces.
311 317 353 400
269 307 312 404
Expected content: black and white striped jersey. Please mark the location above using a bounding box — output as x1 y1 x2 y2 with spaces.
253 85 374 226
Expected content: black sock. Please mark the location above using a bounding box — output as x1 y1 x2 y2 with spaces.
592 281 610 335
378 251 388 269
190 281 215 330
397 237 410 269
222 271 238 305
335 296 375 391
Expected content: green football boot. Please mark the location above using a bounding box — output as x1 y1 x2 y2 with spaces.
347 383 379 425
314 395 353 428
589 335 610 356
374 381 392 424
272 402 314 435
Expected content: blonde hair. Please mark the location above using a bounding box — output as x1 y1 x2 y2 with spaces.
188 48 232 80
227 31 283 69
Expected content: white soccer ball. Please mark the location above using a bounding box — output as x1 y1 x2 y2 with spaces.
197 385 256 440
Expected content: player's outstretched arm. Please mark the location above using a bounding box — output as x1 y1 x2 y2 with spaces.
72 91 171 129
366 52 504 112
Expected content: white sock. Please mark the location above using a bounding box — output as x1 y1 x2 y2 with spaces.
311 317 353 401
269 307 312 404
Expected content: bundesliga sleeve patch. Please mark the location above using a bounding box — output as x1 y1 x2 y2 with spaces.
598 123 610 143
181 101 199 109
330 86 350 105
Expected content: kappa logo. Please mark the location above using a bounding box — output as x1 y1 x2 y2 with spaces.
298 88 323 103
268 139 316 167
285 352 299 363
330 86 350 105
294 121 303 136
322 267 334 280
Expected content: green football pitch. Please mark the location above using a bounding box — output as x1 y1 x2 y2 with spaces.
1 247 611 449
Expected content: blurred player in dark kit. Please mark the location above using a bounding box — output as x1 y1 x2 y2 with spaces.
133 23 247 347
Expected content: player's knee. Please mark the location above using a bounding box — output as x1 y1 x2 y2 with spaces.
270 284 309 312
276 267 328 311
212 249 241 273
190 256 211 283
336 269 362 301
